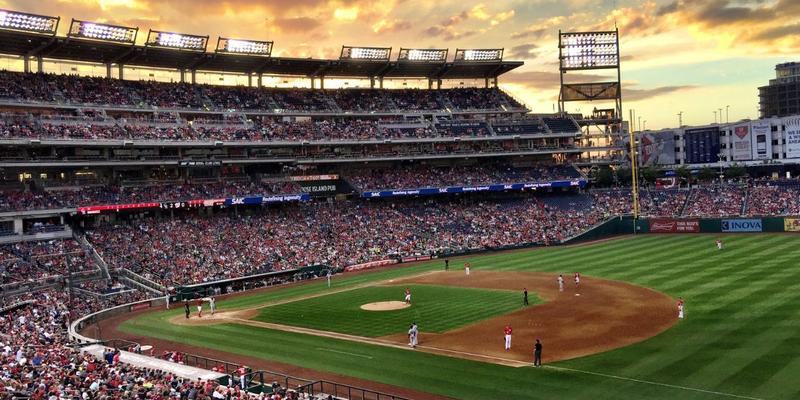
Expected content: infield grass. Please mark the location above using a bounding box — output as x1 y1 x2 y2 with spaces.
253 284 532 337
122 234 800 400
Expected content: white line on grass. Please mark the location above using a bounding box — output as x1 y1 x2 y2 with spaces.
315 348 374 359
544 365 764 400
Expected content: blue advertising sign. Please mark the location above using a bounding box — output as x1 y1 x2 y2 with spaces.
721 219 763 232
224 194 309 206
361 180 587 198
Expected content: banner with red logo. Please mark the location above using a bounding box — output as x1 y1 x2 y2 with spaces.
649 219 700 233
784 218 800 232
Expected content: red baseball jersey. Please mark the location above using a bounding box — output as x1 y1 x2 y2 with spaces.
504 326 512 335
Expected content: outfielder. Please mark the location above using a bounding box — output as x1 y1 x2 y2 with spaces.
716 239 723 250
504 325 513 350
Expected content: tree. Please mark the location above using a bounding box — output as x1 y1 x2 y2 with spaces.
675 165 691 186
592 167 615 187
698 166 717 182
726 164 747 180
640 166 661 183
615 167 632 185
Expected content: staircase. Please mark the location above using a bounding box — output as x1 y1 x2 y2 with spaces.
679 187 695 217
115 268 166 295
74 233 111 280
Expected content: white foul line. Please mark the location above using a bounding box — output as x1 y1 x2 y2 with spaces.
315 348 373 359
544 365 764 400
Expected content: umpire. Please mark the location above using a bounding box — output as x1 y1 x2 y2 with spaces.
533 339 542 367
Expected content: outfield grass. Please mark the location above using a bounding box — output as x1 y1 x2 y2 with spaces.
122 234 800 400
253 284 531 337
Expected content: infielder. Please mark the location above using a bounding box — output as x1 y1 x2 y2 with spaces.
408 322 418 348
574 272 581 287
504 325 513 350
464 262 471 276
677 297 685 319
557 275 564 292
404 288 412 304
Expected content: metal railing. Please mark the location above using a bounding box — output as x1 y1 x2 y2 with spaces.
298 380 409 400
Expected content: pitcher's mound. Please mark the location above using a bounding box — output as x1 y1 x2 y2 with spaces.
360 301 410 311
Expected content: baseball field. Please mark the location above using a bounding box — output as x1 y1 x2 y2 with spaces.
96 234 800 399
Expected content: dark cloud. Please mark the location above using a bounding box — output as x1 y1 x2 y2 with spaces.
271 17 322 33
657 1 680 16
751 23 800 41
510 28 548 40
506 44 538 60
624 85 698 101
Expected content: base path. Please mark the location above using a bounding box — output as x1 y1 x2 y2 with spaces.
380 271 677 364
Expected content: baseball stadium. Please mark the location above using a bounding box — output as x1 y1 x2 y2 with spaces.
2 2 800 399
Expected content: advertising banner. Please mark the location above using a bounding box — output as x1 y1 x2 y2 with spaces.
649 219 700 233
731 124 752 161
362 180 587 198
639 131 676 166
224 194 309 205
784 218 800 232
721 219 763 232
785 116 800 159
750 122 772 160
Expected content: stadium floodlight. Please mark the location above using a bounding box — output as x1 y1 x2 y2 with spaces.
454 48 503 62
68 19 137 44
340 46 391 61
398 48 447 63
146 29 208 51
559 30 619 70
0 9 59 35
216 37 272 56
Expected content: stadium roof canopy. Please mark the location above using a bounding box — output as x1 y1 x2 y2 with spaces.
0 28 523 80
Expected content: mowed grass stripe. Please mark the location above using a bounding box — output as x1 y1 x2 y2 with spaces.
121 234 800 399
253 284 530 337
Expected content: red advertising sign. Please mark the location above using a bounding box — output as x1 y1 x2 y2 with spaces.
77 202 161 214
649 219 700 233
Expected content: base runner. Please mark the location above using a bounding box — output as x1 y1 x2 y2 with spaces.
557 275 564 292
408 322 418 348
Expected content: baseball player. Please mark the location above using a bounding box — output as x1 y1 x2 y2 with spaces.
574 272 581 287
408 323 418 348
184 301 190 319
504 325 513 350
677 297 685 319
404 288 412 304
327 270 332 288
196 299 203 318
523 288 529 306
557 275 564 292
209 297 216 316
464 262 471 276
716 239 723 250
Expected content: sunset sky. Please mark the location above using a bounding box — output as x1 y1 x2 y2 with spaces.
2 0 798 129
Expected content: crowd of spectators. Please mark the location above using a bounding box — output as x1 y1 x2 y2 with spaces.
0 71 522 113
1 239 96 285
347 164 581 190
86 196 602 286
746 182 800 216
0 180 302 212
0 289 285 399
683 184 745 217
